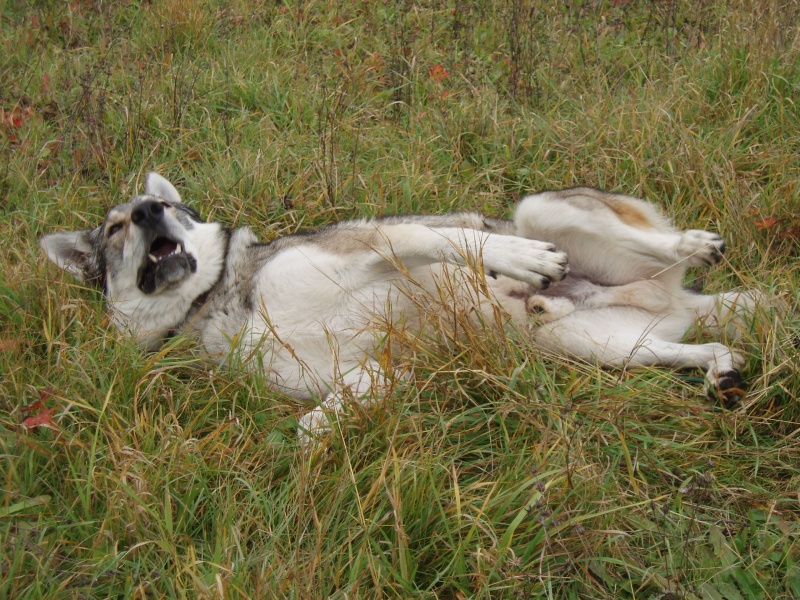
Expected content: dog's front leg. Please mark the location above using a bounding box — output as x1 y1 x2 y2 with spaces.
371 224 569 289
298 360 389 445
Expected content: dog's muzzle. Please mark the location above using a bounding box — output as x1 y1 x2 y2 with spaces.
134 200 197 293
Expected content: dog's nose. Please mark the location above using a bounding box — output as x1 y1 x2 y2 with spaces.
131 200 165 227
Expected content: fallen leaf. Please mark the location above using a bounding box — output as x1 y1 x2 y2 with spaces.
428 63 449 82
21 388 59 431
0 106 35 130
22 387 53 411
72 147 84 168
0 339 19 352
754 215 780 231
22 409 57 430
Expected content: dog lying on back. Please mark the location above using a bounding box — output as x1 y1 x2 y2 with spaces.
40 173 759 437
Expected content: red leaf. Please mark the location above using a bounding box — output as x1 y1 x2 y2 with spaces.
0 339 19 352
22 388 53 413
428 64 449 82
21 388 59 431
0 106 34 130
22 409 57 430
754 215 780 231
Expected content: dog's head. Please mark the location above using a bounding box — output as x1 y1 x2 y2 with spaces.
40 173 226 347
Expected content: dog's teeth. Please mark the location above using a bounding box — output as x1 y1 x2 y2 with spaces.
176 243 183 254
148 253 158 263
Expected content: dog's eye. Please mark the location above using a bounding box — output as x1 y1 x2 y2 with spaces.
107 223 123 237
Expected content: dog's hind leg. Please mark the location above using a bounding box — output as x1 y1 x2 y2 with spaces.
630 339 746 407
626 338 747 407
534 310 747 407
513 189 724 285
685 290 764 339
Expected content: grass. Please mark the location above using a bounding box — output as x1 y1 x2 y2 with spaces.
1 0 799 597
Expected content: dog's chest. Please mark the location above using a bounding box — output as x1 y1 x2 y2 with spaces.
254 246 423 329
192 243 430 358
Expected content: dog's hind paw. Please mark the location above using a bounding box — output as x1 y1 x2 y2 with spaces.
526 295 575 322
705 368 746 408
677 230 725 267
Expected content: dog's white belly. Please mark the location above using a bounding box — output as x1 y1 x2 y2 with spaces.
233 247 440 398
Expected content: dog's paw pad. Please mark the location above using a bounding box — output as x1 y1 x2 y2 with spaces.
706 369 746 408
525 295 575 323
526 297 547 314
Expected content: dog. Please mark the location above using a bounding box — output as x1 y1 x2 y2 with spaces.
40 173 759 438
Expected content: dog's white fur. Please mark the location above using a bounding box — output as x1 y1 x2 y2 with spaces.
40 174 760 440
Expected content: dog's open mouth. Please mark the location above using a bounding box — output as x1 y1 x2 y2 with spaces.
138 236 197 294
148 237 183 264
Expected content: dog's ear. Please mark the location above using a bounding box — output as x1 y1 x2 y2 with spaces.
145 172 182 204
39 230 101 284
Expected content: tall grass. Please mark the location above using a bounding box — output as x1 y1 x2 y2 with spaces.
1 1 799 598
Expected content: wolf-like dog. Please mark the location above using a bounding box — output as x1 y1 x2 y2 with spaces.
40 173 759 438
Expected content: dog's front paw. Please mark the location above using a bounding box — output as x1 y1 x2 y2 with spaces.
482 237 569 289
297 405 335 446
705 368 746 408
677 230 725 267
298 409 329 448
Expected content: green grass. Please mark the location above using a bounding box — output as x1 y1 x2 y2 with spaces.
2 0 799 597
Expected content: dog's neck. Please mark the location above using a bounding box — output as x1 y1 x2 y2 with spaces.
158 288 215 344
165 228 232 341
120 227 231 350
191 289 212 309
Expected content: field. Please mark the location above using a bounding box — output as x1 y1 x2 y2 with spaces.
1 0 799 598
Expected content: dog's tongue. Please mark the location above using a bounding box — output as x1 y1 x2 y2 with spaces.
150 238 177 259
